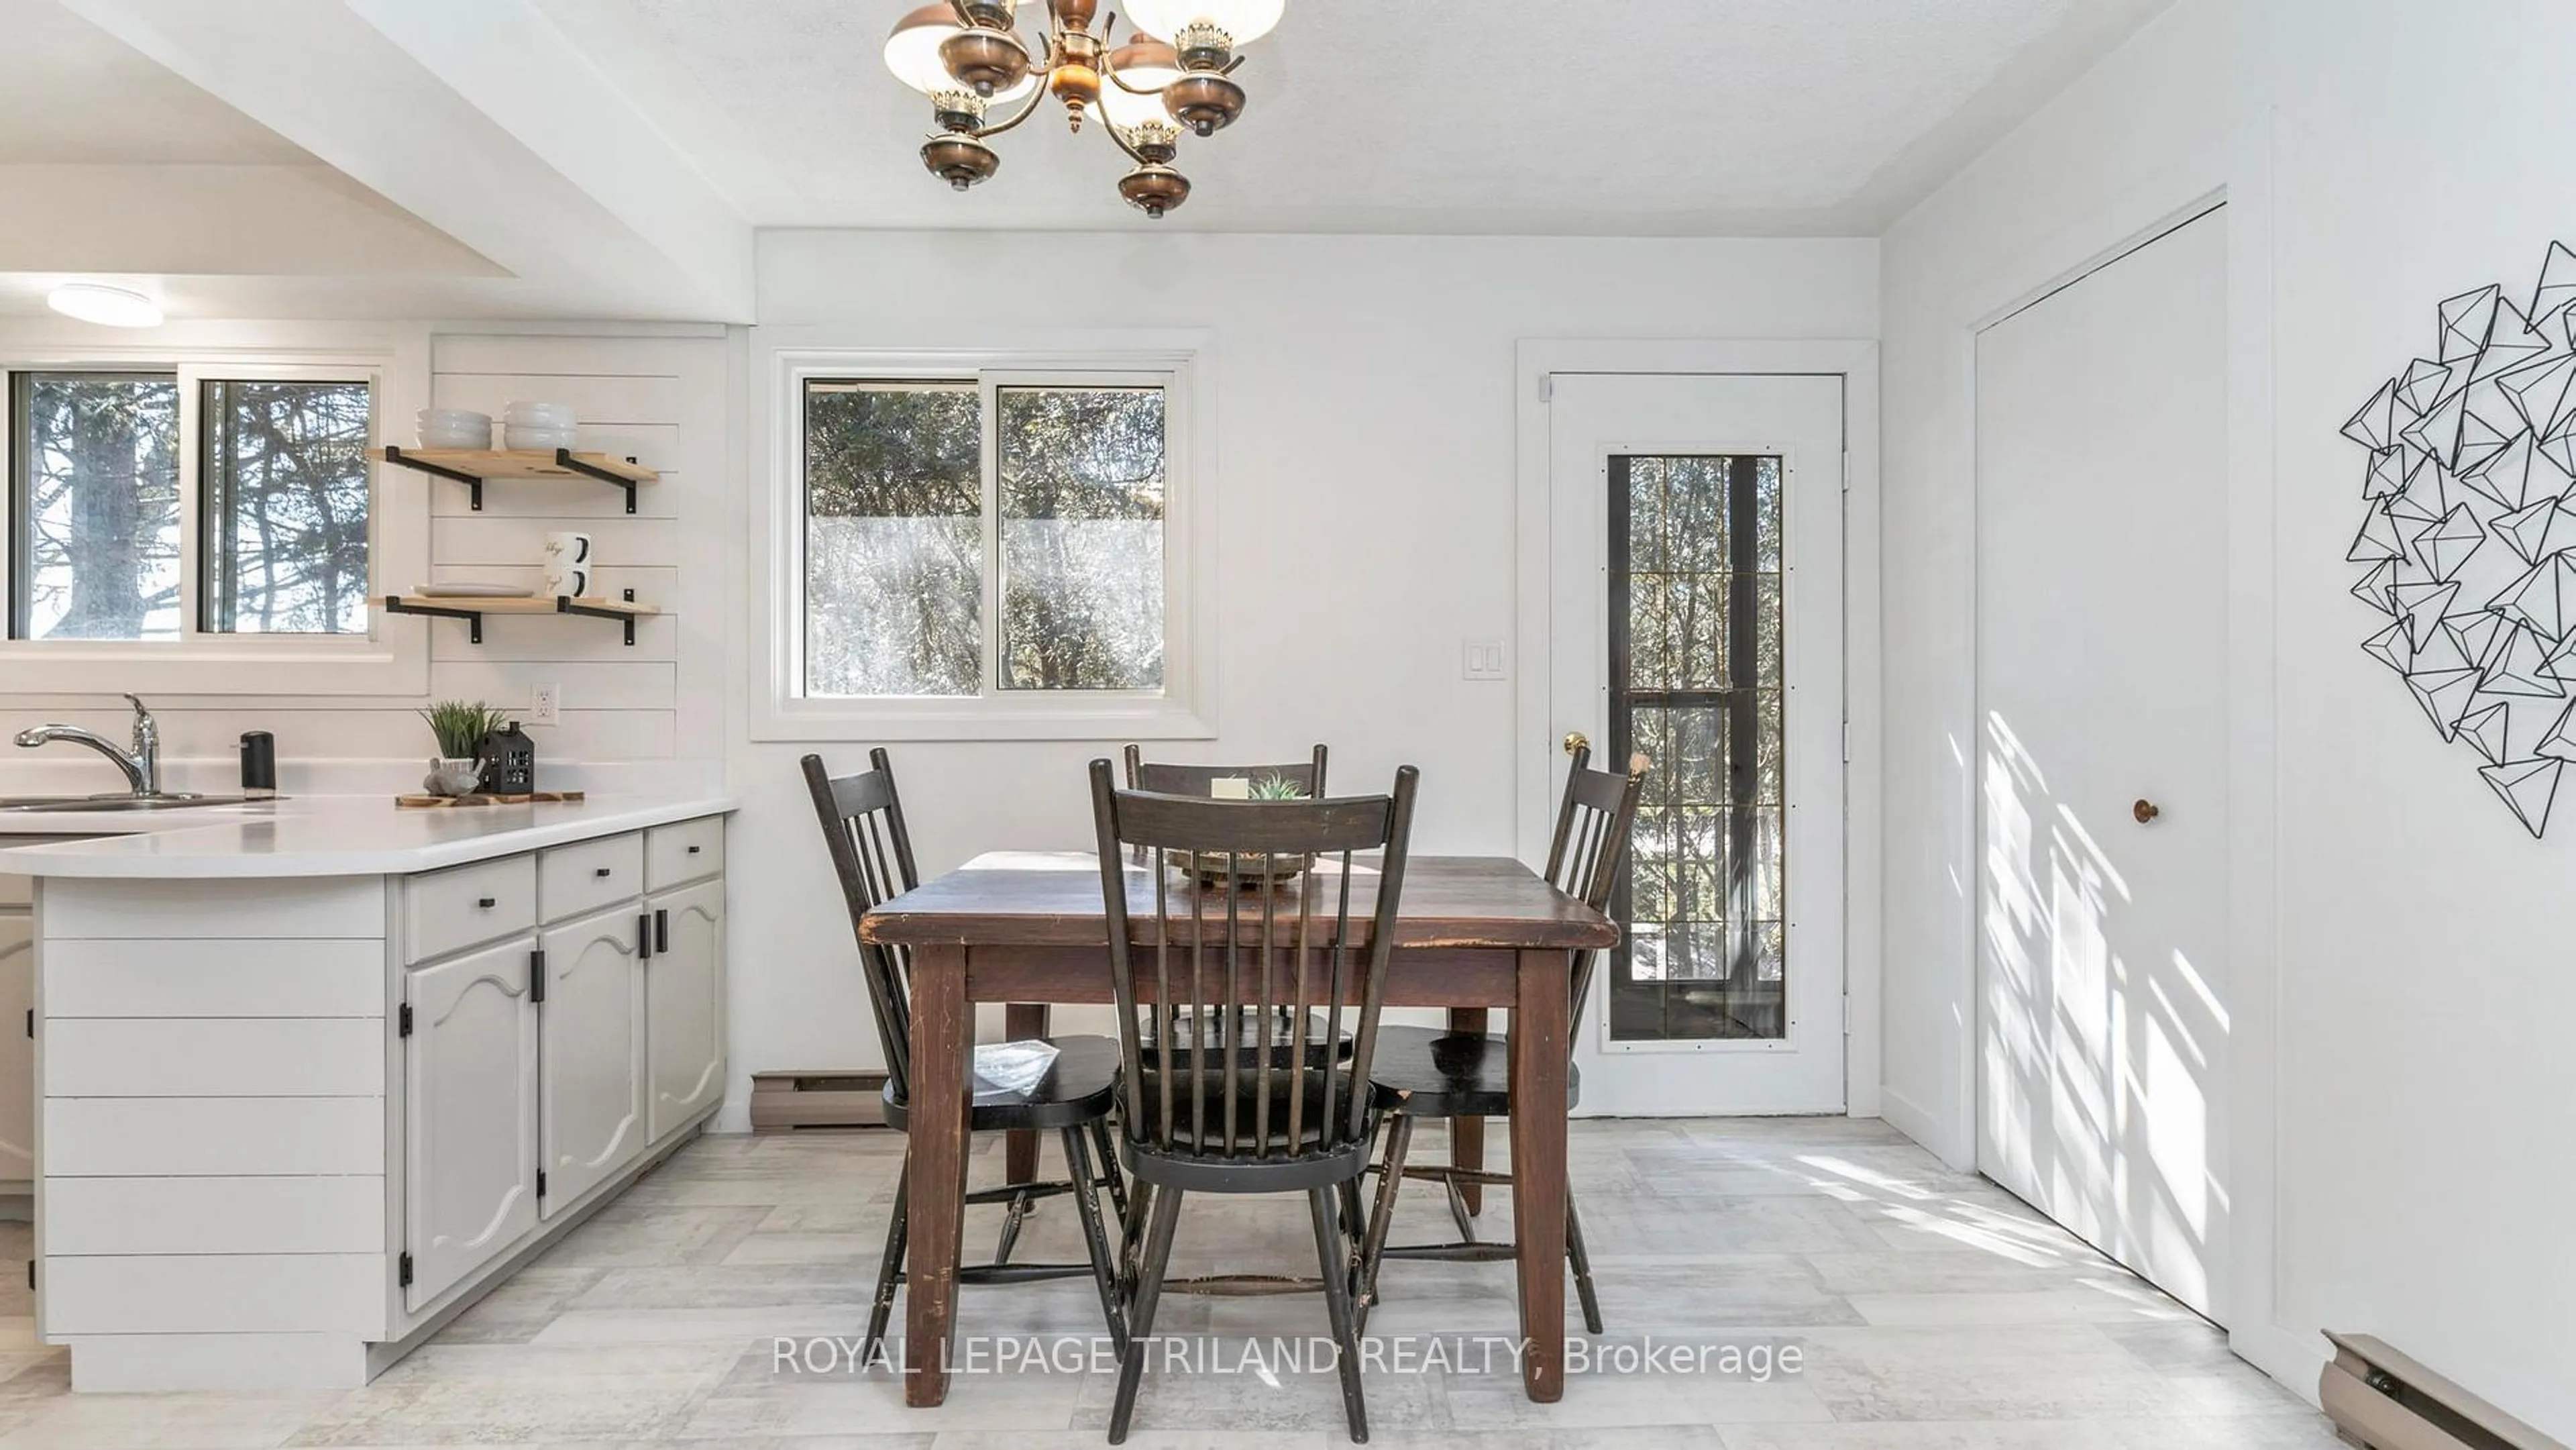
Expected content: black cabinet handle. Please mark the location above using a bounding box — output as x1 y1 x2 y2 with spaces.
686 844 702 855
594 866 612 878
476 896 496 909
638 912 653 960
654 908 668 955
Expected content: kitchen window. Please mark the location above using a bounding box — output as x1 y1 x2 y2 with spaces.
9 368 376 641
758 346 1212 740
0 342 422 698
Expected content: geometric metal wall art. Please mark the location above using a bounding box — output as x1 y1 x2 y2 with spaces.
2345 240 2576 837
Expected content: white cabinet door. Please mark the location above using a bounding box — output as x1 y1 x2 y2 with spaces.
645 878 724 1143
538 907 645 1216
0 914 32 1184
403 934 539 1312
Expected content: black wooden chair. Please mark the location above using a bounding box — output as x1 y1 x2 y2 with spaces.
1122 743 1345 1068
1087 758 1419 1445
1352 742 1644 1337
802 749 1129 1367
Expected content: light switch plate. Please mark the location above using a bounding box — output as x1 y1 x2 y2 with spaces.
1462 639 1508 681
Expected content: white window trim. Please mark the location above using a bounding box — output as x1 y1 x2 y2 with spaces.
0 323 431 697
749 331 1218 742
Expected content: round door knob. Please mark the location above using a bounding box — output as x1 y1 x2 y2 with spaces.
2133 798 2161 825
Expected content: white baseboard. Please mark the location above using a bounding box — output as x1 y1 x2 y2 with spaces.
1878 1083 1972 1170
2229 1320 2327 1408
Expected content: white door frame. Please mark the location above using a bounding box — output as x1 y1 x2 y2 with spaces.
1514 338 1882 1119
1945 160 2292 1382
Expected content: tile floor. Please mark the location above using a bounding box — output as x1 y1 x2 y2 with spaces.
0 1118 2341 1447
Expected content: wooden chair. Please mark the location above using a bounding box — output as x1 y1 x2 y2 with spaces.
1087 758 1419 1445
1123 743 1344 1068
802 749 1129 1367
1352 742 1644 1337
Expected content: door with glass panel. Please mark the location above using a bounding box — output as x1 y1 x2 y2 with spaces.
1546 374 1845 1115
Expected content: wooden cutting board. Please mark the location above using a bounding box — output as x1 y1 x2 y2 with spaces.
395 790 586 808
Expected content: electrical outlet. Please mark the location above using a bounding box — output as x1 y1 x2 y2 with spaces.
530 682 561 725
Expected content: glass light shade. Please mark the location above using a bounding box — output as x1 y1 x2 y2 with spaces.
883 5 965 93
1120 0 1283 47
1097 72 1175 130
46 283 161 328
1105 36 1182 92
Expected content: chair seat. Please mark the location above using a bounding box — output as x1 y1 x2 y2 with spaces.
881 1034 1122 1133
1140 1006 1353 1069
1366 1024 1580 1119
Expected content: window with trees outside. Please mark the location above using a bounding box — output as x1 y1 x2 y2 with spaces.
7 370 375 641
800 372 1177 703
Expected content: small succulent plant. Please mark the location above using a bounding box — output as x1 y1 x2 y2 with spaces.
419 700 507 760
1246 773 1307 800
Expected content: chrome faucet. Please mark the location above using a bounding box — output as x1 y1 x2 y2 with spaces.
14 693 162 796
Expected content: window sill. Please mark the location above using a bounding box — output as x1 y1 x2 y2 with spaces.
749 694 1215 743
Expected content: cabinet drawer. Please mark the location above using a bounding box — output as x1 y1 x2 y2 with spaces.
0 876 28 910
539 831 644 922
404 856 536 964
646 817 724 890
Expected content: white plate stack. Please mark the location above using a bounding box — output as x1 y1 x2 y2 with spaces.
503 401 579 451
416 408 492 449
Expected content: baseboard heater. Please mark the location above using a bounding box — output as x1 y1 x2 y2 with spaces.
2320 1333 2565 1450
749 1070 891 1131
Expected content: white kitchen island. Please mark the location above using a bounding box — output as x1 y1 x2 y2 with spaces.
0 793 735 1391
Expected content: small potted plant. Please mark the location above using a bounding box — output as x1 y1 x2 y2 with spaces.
1179 773 1312 886
418 701 506 796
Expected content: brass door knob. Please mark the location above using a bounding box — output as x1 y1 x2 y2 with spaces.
2133 798 2161 825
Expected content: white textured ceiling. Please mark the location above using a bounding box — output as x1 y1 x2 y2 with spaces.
534 0 2173 234
0 0 309 163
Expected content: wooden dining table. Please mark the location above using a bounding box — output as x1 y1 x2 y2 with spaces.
860 850 1618 1408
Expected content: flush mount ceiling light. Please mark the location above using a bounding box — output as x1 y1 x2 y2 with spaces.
883 0 1283 219
46 283 162 328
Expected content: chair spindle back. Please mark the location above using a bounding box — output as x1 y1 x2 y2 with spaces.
1547 743 1648 1033
801 749 924 1101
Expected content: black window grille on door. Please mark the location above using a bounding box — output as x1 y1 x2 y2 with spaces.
1605 454 1786 1042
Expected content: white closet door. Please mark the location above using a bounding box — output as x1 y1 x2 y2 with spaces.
1975 207 2231 1317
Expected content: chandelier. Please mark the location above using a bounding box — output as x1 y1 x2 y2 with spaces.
882 0 1284 218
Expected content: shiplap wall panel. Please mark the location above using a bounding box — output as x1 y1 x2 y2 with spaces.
431 373 684 422
431 615 679 665
46 1177 386 1256
44 937 385 1018
431 515 680 567
45 1019 382 1097
42 1098 384 1176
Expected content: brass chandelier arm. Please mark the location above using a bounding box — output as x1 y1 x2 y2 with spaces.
970 81 1057 140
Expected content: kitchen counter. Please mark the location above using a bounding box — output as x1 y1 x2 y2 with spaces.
0 792 737 878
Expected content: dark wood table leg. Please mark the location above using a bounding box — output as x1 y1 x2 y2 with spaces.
1446 1006 1488 1214
1004 1003 1050 1186
1509 948 1569 1403
904 943 972 1408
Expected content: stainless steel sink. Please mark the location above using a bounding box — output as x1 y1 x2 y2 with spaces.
0 794 258 813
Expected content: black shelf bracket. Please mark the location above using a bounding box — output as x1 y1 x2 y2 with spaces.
381 593 485 644
557 588 641 646
554 449 643 514
380 444 484 511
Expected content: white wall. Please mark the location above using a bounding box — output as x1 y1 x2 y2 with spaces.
1880 0 2576 1433
728 229 1880 1105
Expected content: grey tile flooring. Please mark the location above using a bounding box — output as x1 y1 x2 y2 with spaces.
0 1119 2339 1447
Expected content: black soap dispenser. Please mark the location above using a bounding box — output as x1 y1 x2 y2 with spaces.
477 720 537 796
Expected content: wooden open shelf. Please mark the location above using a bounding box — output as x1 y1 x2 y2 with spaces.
381 590 659 646
375 446 659 513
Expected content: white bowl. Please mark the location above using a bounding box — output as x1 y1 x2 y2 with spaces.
417 428 493 449
417 407 490 425
505 426 580 450
502 401 576 423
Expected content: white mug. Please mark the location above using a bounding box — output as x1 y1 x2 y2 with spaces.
545 564 591 599
541 532 592 599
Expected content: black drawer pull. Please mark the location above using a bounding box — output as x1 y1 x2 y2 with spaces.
476 896 496 909
594 866 612 878
686 844 702 855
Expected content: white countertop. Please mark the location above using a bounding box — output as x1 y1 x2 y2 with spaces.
0 792 736 879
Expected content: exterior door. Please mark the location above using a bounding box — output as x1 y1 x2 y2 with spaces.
646 878 724 1142
1547 372 1846 1115
1974 206 2229 1317
538 907 647 1216
403 934 539 1311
